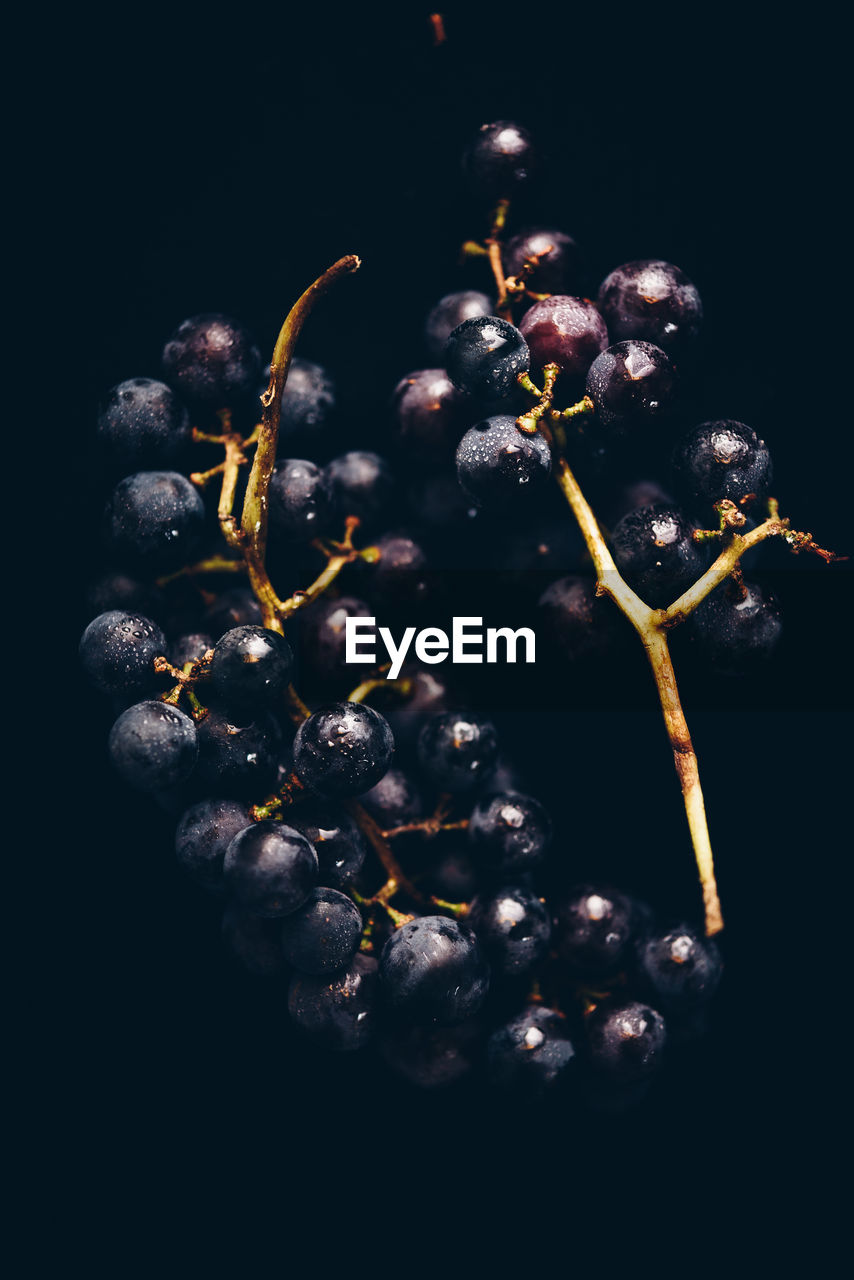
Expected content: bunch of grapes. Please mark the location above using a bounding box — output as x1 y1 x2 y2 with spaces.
78 119 839 1107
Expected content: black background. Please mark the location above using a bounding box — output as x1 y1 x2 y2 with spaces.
49 6 849 1256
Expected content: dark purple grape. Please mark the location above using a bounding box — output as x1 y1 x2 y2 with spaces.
634 924 723 1014
262 356 335 442
108 700 198 791
537 576 623 662
556 886 636 979
445 316 530 399
390 369 468 462
103 471 205 571
585 340 676 431
597 260 702 356
455 415 551 508
586 1001 667 1083
292 702 395 797
221 903 287 977
269 458 333 542
280 886 363 975
208 625 294 711
425 291 493 360
162 313 261 407
462 120 538 196
300 595 374 684
518 295 608 379
175 797 252 893
359 767 424 827
487 1005 576 1093
503 227 583 295
611 504 706 607
288 953 378 1050
79 610 166 697
417 711 498 794
428 845 479 902
286 802 367 889
672 420 772 513
325 451 394 530
84 573 164 622
380 1021 482 1088
168 633 213 668
223 820 317 917
384 668 452 751
194 708 281 798
204 588 263 639
370 533 429 606
692 582 782 673
469 886 551 975
468 792 552 876
97 377 190 470
379 916 490 1025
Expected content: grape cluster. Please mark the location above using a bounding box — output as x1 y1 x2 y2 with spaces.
78 113 836 1110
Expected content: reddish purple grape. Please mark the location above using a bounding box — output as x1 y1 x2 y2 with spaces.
518 296 609 378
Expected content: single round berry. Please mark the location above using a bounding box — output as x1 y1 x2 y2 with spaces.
263 356 335 442
194 708 281 798
162 313 261 407
503 227 584 296
556 886 636 978
585 340 676 430
79 610 166 697
168 633 213 669
301 595 374 683
269 458 334 541
370 533 429 605
462 120 538 196
380 1022 481 1089
597 260 702 355
97 377 190 471
175 798 252 893
292 702 395 797
384 669 451 750
518 295 609 379
611 503 705 607
281 886 363 975
359 767 423 827
425 291 493 360
325 451 394 530
488 1005 576 1093
445 316 530 399
586 1001 668 1083
379 915 490 1025
286 802 367 889
204 588 263 638
672 420 772 512
221 904 286 978
108 700 198 791
468 792 552 876
288 953 378 1051
208 625 294 711
223 820 317 918
635 924 723 1013
417 711 498 794
428 846 479 903
692 582 782 673
537 576 623 662
103 471 205 571
391 369 468 461
455 415 551 508
469 886 552 975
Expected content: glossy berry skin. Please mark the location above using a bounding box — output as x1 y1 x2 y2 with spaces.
204 588 263 638
269 458 333 541
175 798 252 893
223 820 317 918
417 711 498 794
391 369 468 462
168 632 213 669
586 1001 667 1083
194 708 281 798
556 886 636 979
292 702 395 797
585 341 676 430
597 260 702 355
672 420 772 512
462 121 538 196
468 792 552 876
518 295 609 379
301 596 373 683
487 1006 576 1092
325 451 394 530
288 953 378 1051
445 316 530 399
537 576 622 662
455 415 551 508
162 313 261 407
693 582 782 673
97 377 190 471
611 504 705 607
208 625 294 711
286 802 366 889
635 924 722 1014
221 904 286 978
469 886 552 975
503 228 583 296
379 916 490 1025
359 767 423 828
108 700 198 792
281 887 363 975
264 357 335 441
425 291 493 360
79 610 166 697
103 471 205 571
